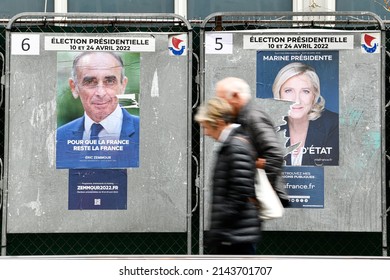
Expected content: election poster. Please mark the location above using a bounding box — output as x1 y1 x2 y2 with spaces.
283 166 324 208
51 36 149 210
256 50 339 167
68 169 127 210
256 50 340 209
56 50 141 169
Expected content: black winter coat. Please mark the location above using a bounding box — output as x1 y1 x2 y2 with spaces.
207 127 261 247
236 99 289 206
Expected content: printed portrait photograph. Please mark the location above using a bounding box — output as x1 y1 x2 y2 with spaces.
256 50 339 166
56 51 140 169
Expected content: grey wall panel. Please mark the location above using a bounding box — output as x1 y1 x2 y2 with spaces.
6 33 189 233
204 31 382 232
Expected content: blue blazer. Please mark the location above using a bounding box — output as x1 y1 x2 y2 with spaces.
56 108 139 169
282 109 339 166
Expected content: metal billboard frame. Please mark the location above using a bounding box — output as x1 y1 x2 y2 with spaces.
1 12 193 255
199 11 387 256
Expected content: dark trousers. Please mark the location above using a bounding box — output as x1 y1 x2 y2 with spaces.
212 243 257 255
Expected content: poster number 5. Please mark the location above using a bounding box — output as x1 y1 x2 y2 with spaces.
215 37 223 50
205 33 233 54
11 33 40 55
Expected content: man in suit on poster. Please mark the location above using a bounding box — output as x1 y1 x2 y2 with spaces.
56 51 139 169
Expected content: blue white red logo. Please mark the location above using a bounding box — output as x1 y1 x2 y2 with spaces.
361 33 380 53
168 34 187 56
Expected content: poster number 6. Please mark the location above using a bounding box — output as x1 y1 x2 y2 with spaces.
21 38 31 51
11 33 40 55
205 33 233 54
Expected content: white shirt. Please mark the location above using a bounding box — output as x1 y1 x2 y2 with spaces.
218 123 240 143
291 148 303 166
212 123 241 154
83 105 123 140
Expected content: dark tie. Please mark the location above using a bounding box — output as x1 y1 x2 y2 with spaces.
90 123 104 141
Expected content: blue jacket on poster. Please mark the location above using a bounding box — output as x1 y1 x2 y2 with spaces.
282 109 339 166
56 108 139 169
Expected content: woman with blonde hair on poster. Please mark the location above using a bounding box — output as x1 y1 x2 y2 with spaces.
272 62 339 166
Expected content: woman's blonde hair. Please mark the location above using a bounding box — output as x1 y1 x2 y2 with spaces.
194 97 233 129
272 62 325 120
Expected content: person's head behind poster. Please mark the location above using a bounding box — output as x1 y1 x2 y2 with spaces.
272 62 325 121
69 51 128 123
